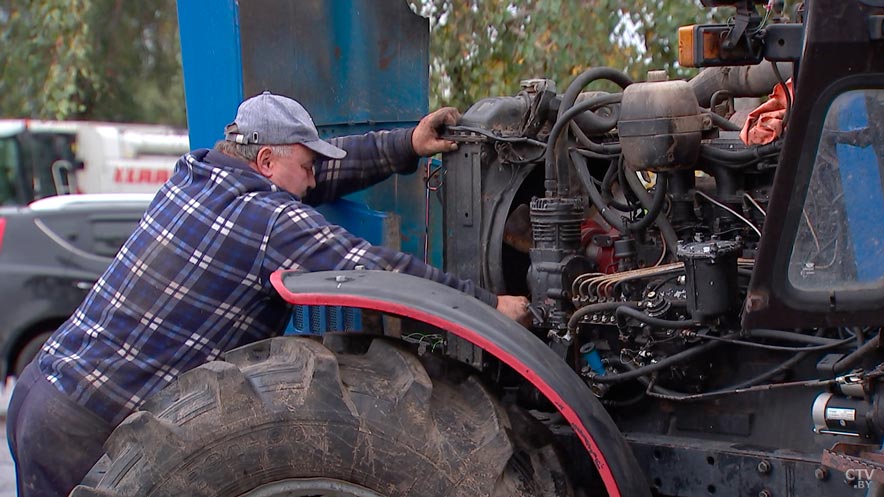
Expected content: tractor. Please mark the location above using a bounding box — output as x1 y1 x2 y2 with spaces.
73 1 884 496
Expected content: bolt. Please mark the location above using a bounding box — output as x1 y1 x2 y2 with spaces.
757 460 772 474
758 490 772 497
814 468 828 481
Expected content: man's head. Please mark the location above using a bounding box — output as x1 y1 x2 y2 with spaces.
218 91 346 197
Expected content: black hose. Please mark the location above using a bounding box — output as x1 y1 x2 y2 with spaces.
559 67 633 121
622 165 680 257
834 332 881 373
706 111 742 132
610 330 830 401
572 149 629 232
569 122 621 156
571 150 671 236
748 328 845 345
623 173 669 232
589 336 730 384
692 333 857 352
545 93 622 196
699 141 781 163
568 301 640 331
601 159 635 212
615 303 698 329
548 66 633 197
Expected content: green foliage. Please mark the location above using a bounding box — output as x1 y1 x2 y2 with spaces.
0 0 185 126
409 0 720 111
0 1 790 124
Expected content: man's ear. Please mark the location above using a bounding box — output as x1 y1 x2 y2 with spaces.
254 146 274 178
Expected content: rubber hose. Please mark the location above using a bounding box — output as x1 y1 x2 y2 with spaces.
615 305 698 329
590 335 729 384
622 169 679 257
571 150 627 231
545 93 622 196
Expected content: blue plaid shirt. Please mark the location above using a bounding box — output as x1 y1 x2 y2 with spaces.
37 128 496 424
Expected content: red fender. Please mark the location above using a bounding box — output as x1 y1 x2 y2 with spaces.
271 269 650 497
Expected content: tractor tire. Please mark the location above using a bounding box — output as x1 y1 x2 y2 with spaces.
71 336 571 497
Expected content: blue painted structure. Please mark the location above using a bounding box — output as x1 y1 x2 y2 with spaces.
176 0 443 333
835 91 884 282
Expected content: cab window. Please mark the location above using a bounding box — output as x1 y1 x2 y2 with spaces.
788 89 884 290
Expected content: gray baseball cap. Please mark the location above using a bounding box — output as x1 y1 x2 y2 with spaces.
224 91 347 159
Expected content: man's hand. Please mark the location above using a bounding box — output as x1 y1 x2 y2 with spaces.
412 107 461 156
496 295 531 326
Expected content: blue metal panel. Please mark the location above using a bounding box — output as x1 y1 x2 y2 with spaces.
176 0 244 150
237 1 428 127
177 1 442 265
836 92 884 281
236 0 441 265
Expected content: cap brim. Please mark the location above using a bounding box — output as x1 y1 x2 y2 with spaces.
303 139 347 160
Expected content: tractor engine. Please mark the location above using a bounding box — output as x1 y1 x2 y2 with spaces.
442 64 783 379
440 61 884 476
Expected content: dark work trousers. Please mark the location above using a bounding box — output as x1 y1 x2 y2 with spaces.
7 361 113 497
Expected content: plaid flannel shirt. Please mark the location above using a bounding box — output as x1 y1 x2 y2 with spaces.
37 128 496 425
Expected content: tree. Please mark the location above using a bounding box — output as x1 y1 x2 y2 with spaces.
408 0 719 110
0 0 185 126
0 1 772 124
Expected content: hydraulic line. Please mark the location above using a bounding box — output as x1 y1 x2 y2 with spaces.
588 335 731 384
748 328 846 345
834 331 882 373
615 305 698 329
567 301 640 331
690 332 856 352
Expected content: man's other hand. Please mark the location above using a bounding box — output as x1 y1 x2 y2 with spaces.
496 295 531 326
412 107 461 156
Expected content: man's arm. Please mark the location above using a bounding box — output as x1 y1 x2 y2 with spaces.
303 108 461 205
265 201 497 307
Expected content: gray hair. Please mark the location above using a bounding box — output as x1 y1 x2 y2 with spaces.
213 140 293 163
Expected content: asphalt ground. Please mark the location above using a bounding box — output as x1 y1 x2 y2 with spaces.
0 379 17 496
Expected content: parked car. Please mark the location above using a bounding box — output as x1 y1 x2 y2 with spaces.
0 194 152 376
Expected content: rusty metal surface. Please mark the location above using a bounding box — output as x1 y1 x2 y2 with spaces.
822 442 884 483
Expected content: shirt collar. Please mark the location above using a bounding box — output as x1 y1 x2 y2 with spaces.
203 149 254 172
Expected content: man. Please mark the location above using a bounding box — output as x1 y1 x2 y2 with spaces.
7 91 530 497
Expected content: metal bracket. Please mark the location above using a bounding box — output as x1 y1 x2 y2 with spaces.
822 442 884 483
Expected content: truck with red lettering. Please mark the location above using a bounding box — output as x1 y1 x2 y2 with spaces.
0 120 188 377
0 119 188 205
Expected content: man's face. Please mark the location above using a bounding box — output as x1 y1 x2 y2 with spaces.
264 144 317 197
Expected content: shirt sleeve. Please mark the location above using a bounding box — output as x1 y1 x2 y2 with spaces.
303 128 420 205
265 202 498 308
